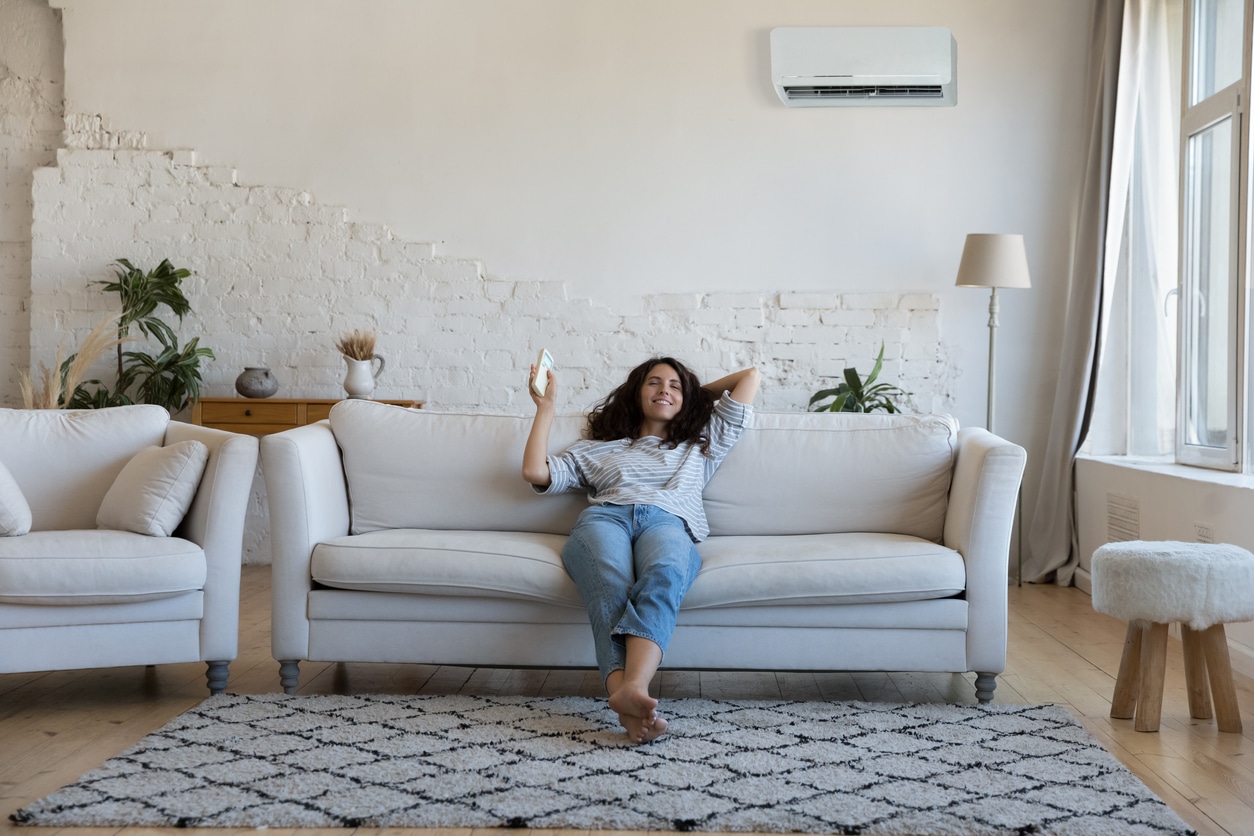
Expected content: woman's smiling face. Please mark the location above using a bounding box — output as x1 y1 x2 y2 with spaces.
639 363 684 427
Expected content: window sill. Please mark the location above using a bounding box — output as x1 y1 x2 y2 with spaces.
1076 453 1254 490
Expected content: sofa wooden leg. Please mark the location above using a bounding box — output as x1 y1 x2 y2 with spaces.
205 661 230 695
279 660 301 695
974 672 997 703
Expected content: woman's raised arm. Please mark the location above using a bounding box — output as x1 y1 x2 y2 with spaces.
522 364 557 486
703 366 760 405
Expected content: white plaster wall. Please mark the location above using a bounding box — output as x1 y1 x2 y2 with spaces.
0 0 61 407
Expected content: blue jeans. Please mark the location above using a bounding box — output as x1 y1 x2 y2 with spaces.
561 504 702 683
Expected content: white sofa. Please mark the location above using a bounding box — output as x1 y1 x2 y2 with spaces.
0 405 259 693
263 401 1026 702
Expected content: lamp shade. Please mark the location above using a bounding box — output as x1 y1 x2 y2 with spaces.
955 233 1032 289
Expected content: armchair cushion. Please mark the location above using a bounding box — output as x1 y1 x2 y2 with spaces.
0 529 206 605
96 440 209 537
0 460 32 537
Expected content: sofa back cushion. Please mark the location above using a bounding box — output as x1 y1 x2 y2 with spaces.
332 400 589 535
704 411 957 541
0 405 171 531
334 402 959 540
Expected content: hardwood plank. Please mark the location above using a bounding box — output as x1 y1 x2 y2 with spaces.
657 670 700 699
811 671 864 702
775 671 823 701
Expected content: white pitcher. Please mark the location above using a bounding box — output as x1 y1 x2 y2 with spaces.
342 354 385 399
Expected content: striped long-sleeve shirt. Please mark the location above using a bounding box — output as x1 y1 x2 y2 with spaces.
538 393 753 541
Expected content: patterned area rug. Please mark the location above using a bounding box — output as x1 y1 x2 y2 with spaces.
12 693 1194 835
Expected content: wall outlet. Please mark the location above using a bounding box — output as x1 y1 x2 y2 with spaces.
1195 523 1214 543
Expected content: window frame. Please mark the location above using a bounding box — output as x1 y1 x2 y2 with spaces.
1176 0 1251 470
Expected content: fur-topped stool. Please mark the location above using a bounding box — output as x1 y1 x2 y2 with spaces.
1091 541 1254 732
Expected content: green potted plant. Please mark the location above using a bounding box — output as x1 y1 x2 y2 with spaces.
808 342 909 413
66 258 215 414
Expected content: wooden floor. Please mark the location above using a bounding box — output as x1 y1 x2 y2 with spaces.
2 566 1252 836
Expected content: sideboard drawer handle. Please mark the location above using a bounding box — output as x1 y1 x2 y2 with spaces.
245 409 252 416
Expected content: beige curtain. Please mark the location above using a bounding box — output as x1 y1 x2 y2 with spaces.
1024 0 1124 584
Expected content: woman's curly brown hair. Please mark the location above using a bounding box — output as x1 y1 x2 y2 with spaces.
585 357 716 454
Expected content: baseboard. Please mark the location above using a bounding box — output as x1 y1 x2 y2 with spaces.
1072 567 1092 594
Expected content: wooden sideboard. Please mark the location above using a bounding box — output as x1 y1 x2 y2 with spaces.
191 397 423 435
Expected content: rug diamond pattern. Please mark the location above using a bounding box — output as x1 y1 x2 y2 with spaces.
11 693 1195 835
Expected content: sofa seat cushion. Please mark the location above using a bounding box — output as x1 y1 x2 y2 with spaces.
0 591 204 629
306 588 968 630
688 532 965 609
0 530 206 605
312 529 583 606
311 529 964 613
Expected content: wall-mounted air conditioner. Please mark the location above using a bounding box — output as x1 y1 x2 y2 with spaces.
770 27 957 107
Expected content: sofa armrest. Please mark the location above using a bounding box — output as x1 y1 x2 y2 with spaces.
943 427 1027 676
165 421 260 663
261 420 350 662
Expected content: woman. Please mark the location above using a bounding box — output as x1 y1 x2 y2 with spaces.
523 356 760 743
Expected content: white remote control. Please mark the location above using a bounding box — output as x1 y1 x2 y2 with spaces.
531 348 555 397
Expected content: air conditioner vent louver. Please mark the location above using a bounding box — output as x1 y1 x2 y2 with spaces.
771 27 957 108
785 85 945 100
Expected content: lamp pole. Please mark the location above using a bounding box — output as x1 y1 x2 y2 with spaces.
986 286 999 433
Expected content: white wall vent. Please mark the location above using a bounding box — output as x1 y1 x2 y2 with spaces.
1106 493 1141 542
770 27 957 107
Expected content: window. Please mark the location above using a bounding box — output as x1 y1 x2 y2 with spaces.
1176 0 1249 469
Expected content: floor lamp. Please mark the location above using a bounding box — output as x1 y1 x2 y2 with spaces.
955 233 1032 581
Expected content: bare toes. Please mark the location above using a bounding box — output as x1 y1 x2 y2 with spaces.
619 712 668 744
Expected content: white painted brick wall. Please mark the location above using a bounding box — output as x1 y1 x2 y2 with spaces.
25 119 955 561
0 46 62 407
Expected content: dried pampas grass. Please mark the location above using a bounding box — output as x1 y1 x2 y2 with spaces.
20 317 130 409
335 329 377 361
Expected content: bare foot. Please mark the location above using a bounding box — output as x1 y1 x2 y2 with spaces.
619 711 668 744
608 681 658 721
608 682 667 743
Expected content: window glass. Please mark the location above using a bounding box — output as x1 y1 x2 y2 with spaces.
1190 0 1244 103
1180 116 1233 448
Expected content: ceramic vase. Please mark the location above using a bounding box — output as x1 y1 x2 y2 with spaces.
342 354 385 399
235 366 278 399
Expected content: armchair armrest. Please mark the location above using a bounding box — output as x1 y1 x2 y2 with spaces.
261 420 351 662
943 426 1027 676
165 421 260 662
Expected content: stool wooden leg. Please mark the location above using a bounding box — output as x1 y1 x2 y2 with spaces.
1111 622 1142 720
1135 621 1168 732
1181 625 1214 720
1199 624 1243 733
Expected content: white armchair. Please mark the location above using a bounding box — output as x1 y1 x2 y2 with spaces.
0 405 259 694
